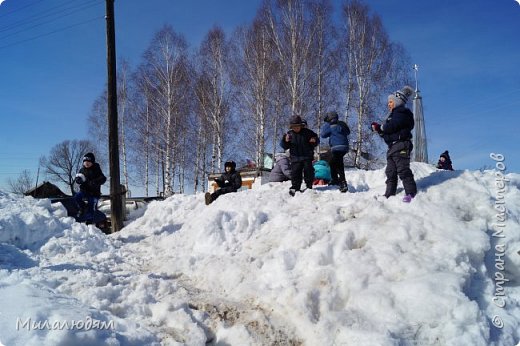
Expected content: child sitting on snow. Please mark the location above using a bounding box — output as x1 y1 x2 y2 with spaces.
313 160 331 186
74 152 106 219
205 161 242 205
269 152 291 183
436 151 454 171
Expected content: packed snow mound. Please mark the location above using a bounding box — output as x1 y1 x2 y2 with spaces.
116 163 520 345
0 192 70 250
0 163 519 346
0 192 159 345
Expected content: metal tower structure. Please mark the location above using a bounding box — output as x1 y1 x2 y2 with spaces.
412 64 428 163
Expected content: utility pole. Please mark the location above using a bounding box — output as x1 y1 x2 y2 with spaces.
105 0 123 232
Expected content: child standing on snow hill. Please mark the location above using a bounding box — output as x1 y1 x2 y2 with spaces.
205 161 242 205
74 152 107 219
371 86 418 203
436 151 454 171
281 115 319 196
320 110 350 193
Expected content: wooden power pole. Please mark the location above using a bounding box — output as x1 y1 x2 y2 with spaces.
105 0 123 232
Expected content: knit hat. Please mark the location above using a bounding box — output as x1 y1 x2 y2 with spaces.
440 151 450 160
224 160 236 170
388 86 414 108
324 111 339 123
83 152 95 163
289 115 303 128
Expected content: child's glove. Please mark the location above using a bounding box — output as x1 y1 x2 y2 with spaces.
75 173 86 184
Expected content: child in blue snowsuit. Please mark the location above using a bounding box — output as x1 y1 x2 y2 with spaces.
320 111 350 192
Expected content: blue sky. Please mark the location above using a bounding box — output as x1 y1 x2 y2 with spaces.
0 0 519 192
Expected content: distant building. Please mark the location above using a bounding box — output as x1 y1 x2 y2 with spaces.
24 181 68 199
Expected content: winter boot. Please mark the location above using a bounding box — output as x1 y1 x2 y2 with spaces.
205 192 213 205
289 188 297 197
402 194 415 203
339 181 348 193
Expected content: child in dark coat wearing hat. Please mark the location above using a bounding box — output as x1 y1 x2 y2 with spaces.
74 152 107 218
280 115 319 196
205 161 242 205
436 151 454 170
372 86 418 203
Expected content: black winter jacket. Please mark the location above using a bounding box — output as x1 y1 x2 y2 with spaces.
280 128 319 162
78 163 107 197
380 105 414 147
215 170 242 193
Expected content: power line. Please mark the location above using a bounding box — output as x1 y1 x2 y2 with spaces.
0 0 103 34
0 16 104 51
0 2 103 42
0 0 104 50
0 0 45 19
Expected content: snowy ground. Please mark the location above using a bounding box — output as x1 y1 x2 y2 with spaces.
1 163 519 346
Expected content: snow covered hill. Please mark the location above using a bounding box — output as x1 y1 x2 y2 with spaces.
1 163 519 346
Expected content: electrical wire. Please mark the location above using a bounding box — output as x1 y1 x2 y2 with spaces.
0 2 104 42
0 0 104 50
0 0 45 20
0 16 104 50
0 0 103 34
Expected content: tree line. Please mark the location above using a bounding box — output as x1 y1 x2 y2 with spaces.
10 0 412 197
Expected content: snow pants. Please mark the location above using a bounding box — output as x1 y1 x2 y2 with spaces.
210 187 236 202
290 159 314 191
74 191 99 216
385 141 417 197
330 150 347 184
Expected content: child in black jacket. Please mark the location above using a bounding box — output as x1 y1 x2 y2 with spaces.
372 86 418 203
74 152 107 218
205 161 242 205
436 151 454 170
280 115 319 196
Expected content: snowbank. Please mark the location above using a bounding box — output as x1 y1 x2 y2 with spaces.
1 163 519 345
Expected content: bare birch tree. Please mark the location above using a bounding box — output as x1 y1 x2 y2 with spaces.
230 9 280 168
341 0 412 168
194 26 232 173
7 169 34 196
265 0 316 117
127 66 153 196
117 59 132 195
140 26 191 196
87 94 108 160
307 0 339 148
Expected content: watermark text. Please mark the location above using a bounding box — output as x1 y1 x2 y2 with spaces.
16 316 115 331
489 153 509 329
